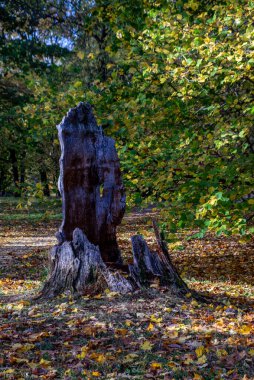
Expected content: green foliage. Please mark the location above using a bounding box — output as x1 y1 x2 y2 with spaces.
0 0 253 235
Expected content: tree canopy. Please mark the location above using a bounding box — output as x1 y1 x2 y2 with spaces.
0 0 253 236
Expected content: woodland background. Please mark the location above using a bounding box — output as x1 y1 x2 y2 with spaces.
1 0 254 238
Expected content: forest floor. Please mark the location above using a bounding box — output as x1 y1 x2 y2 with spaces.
0 198 253 380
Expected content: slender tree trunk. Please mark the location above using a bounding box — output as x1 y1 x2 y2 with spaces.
40 169 50 197
0 169 6 195
9 148 19 196
20 151 26 185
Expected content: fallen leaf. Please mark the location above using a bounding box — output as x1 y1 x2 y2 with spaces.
92 371 101 377
195 346 205 358
141 341 153 351
123 353 139 363
147 323 154 331
197 355 207 364
150 362 162 369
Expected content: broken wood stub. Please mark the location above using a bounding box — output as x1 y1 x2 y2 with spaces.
57 102 125 263
129 233 189 294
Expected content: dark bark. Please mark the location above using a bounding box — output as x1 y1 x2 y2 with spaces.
9 148 19 196
0 169 6 195
57 102 125 263
129 234 189 294
20 151 26 184
40 168 50 197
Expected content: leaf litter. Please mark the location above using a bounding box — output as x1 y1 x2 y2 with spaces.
0 210 253 379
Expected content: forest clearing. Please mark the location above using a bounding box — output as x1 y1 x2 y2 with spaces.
1 0 254 378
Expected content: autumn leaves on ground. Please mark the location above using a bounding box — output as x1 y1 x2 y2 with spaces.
0 199 253 380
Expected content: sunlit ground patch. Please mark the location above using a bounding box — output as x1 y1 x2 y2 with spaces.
0 278 41 296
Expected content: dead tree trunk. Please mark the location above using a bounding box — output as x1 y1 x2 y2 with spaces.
56 102 125 263
39 103 191 299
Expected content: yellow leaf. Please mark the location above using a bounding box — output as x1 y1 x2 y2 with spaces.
150 314 162 323
123 353 139 363
216 349 227 358
197 355 207 364
106 291 119 298
27 362 38 369
239 325 252 335
92 371 101 377
12 343 35 352
147 323 154 331
74 81 82 88
12 343 22 350
141 340 153 350
115 328 128 336
96 354 106 364
249 349 254 356
28 332 50 341
1 369 15 374
160 77 167 84
10 356 28 364
139 229 150 237
150 362 162 369
195 346 205 358
77 346 88 359
167 361 177 369
21 300 30 306
184 355 193 364
39 358 52 368
90 353 106 364
167 330 178 339
193 374 203 380
77 51 85 60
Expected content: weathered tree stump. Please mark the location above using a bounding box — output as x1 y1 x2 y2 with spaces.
39 103 192 299
40 228 133 298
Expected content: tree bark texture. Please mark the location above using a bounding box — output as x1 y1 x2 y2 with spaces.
39 228 189 299
56 102 125 263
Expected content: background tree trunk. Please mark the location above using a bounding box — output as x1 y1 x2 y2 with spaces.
9 148 19 196
20 151 26 185
40 168 50 197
